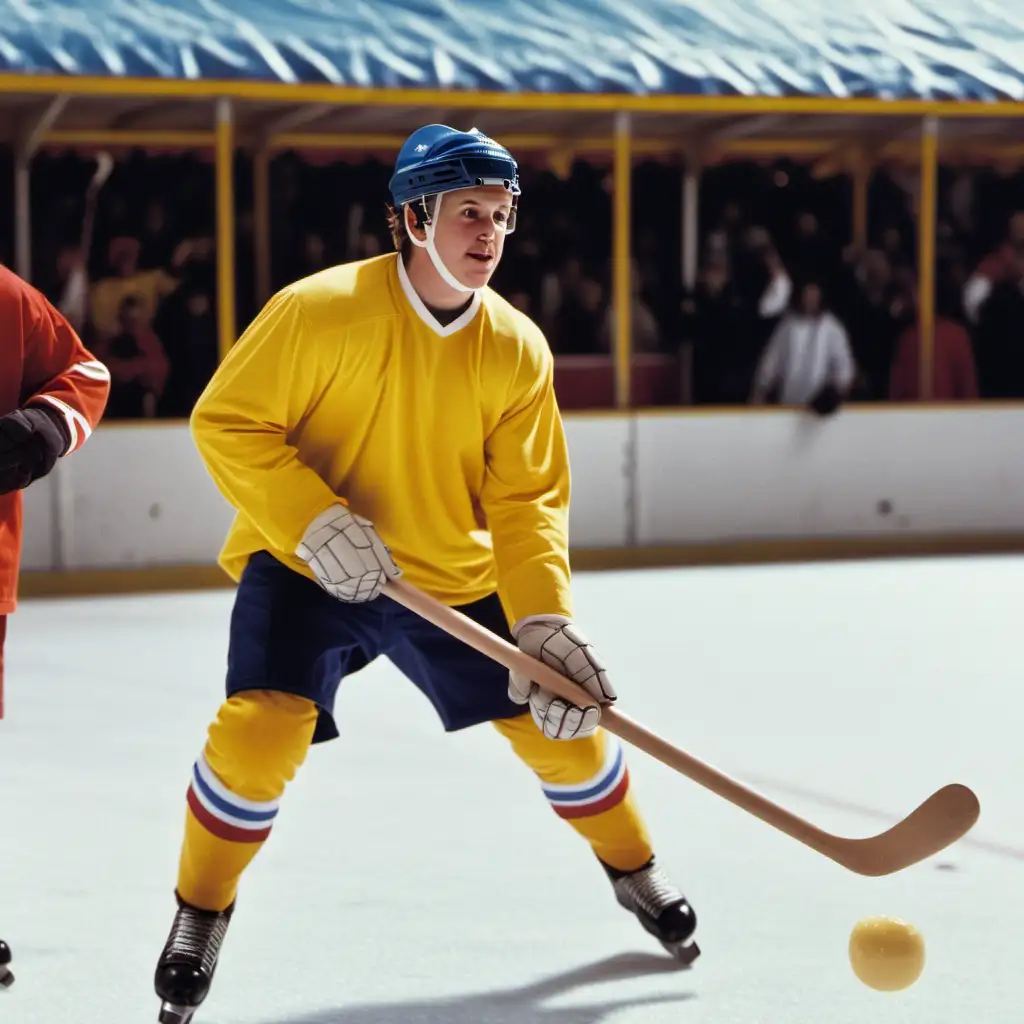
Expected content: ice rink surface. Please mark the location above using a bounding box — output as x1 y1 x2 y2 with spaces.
1 555 1020 1023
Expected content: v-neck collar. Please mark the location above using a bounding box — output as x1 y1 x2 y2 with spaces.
396 253 482 337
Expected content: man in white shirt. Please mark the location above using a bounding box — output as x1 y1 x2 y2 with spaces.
750 281 855 412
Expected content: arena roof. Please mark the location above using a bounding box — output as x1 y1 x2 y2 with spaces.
1 1 1023 164
0 0 1021 100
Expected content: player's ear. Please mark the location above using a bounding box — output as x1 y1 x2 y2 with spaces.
405 203 428 244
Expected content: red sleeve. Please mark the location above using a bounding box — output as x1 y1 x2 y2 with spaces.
16 269 111 455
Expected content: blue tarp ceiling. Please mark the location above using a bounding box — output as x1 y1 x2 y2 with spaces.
0 0 1021 100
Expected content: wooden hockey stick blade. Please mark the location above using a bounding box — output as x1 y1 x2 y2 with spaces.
384 578 980 876
595 708 979 876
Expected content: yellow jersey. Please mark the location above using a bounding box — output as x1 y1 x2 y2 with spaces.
190 252 572 625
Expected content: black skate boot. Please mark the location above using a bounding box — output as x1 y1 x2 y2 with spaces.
0 940 12 988
604 858 700 964
154 894 234 1024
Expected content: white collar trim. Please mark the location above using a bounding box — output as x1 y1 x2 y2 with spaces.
396 253 481 337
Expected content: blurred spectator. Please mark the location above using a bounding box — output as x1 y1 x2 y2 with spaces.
551 278 605 355
962 211 1024 323
14 147 1024 412
154 287 219 417
89 236 182 342
889 287 978 401
541 255 587 338
677 230 792 403
839 248 912 400
703 201 745 269
139 201 177 269
750 281 855 407
93 295 171 418
787 210 838 286
731 227 793 319
680 256 759 404
599 260 660 354
972 272 1024 398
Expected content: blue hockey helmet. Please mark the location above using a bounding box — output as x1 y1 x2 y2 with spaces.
389 124 521 210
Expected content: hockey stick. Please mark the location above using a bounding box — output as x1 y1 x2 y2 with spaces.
383 578 980 877
57 151 114 334
81 152 114 258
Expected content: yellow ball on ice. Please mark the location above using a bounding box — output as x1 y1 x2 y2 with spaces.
849 916 925 991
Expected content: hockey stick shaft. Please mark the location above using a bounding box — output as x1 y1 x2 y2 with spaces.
384 578 979 876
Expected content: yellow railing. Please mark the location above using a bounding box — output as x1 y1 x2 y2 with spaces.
7 71 1024 116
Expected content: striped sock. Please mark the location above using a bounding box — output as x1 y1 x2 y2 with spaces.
493 716 654 873
186 749 281 843
175 692 318 912
542 737 630 819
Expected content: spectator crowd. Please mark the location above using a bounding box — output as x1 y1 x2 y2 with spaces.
2 145 1024 415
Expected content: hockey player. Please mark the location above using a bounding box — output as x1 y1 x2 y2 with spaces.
154 125 698 1024
1 263 111 987
1 263 111 714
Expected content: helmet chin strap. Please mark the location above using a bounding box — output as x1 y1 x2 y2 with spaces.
407 193 478 295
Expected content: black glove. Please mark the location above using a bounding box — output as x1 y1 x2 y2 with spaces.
0 406 70 496
808 383 843 417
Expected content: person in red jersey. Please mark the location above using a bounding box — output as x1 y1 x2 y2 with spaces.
0 263 111 718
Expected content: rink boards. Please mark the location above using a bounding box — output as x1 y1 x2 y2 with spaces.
20 406 1024 576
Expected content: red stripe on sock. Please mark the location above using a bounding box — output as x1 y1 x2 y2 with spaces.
551 768 630 820
187 787 273 844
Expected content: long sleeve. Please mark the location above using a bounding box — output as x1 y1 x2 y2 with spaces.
758 267 792 319
751 321 787 402
480 342 573 626
189 288 341 558
826 318 856 392
21 280 110 454
0 263 110 615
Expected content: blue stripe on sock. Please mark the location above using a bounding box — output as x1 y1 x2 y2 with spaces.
542 744 624 805
191 763 279 824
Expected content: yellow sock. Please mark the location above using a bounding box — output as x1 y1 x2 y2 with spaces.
493 715 654 873
176 691 318 911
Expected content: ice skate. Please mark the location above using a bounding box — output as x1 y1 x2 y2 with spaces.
154 896 234 1023
0 940 12 988
606 858 700 964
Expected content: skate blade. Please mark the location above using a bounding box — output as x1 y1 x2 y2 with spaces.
158 1002 196 1024
0 966 13 989
662 938 700 966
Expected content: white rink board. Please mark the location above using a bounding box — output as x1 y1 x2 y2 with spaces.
19 473 55 571
563 416 630 548
56 424 234 569
634 408 1024 545
18 408 1024 572
19 416 630 569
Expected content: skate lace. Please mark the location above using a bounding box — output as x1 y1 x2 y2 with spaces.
166 908 230 977
619 865 682 918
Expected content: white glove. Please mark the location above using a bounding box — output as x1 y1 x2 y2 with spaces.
296 504 401 603
508 616 617 740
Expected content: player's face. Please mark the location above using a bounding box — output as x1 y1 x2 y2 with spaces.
432 186 513 288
